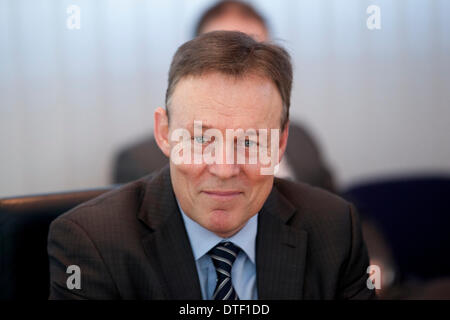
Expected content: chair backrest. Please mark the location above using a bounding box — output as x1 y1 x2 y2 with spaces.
342 175 450 282
0 187 114 300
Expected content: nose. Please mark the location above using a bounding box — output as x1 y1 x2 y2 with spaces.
208 163 240 179
208 134 241 180
205 135 241 179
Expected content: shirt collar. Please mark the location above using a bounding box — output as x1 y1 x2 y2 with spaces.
177 199 258 264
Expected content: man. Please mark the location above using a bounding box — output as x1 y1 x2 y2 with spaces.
113 0 335 192
48 31 374 300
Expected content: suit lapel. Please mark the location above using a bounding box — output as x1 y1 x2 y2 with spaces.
256 182 308 299
138 167 202 299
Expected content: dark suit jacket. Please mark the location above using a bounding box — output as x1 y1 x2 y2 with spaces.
48 166 374 300
113 122 335 192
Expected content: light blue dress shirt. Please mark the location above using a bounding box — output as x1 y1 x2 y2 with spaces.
177 201 258 300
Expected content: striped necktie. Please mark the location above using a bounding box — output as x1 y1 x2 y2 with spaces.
209 241 241 300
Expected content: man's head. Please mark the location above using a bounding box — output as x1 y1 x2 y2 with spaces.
195 0 269 41
154 31 292 238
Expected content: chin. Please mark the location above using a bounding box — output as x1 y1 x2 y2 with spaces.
206 209 242 237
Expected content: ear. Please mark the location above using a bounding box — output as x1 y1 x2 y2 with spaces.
154 107 171 158
278 120 290 164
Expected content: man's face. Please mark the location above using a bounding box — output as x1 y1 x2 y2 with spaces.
155 72 288 238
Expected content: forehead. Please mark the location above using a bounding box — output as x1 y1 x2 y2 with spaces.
169 72 283 130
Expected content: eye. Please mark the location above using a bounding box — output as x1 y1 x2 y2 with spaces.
194 136 207 144
244 139 257 148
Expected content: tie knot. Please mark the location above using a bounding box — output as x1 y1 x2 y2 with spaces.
209 241 240 275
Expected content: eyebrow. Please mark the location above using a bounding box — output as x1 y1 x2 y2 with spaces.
191 124 263 136
192 123 213 130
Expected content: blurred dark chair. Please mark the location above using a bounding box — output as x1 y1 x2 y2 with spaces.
342 175 450 283
0 187 114 300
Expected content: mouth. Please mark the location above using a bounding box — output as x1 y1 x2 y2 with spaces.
202 190 243 200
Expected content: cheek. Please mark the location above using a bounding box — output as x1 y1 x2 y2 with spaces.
170 162 207 191
242 163 271 181
174 162 203 175
242 166 274 198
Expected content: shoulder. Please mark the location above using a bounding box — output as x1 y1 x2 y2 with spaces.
273 177 354 238
50 172 159 237
274 177 349 215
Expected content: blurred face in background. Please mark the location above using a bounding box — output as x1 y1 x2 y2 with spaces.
154 72 288 238
199 8 269 41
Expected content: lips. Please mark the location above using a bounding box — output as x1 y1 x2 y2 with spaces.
202 190 243 200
